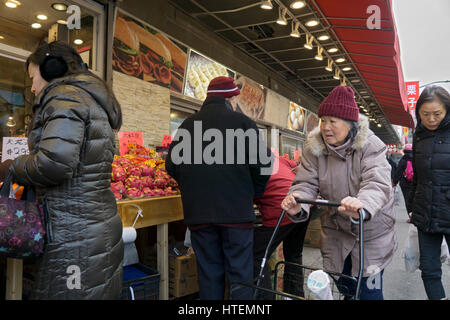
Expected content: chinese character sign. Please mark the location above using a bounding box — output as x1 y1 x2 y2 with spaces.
117 131 144 155
405 81 419 113
2 137 29 162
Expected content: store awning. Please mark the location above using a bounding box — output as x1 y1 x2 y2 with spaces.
311 0 413 128
169 0 412 141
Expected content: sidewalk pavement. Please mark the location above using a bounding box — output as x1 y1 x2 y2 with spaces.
301 187 450 300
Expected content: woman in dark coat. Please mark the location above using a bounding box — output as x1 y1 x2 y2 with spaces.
408 85 450 300
8 41 124 299
393 144 414 221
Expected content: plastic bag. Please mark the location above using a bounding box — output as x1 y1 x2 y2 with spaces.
441 238 449 264
404 224 420 272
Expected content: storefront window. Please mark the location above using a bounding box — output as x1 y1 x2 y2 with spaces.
170 109 194 138
0 0 104 157
280 135 303 161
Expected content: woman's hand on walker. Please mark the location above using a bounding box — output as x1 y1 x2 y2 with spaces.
338 196 364 219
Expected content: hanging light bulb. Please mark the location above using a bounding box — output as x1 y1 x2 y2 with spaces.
290 1 305 9
276 7 288 25
290 21 301 38
6 116 16 127
260 0 273 10
325 59 333 72
333 69 340 80
303 34 314 50
314 46 324 61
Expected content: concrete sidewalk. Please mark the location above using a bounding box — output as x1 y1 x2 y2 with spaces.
301 187 450 300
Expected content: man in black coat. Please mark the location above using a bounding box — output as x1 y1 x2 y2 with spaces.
166 76 273 299
393 144 413 220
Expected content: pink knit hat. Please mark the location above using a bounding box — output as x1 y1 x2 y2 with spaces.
318 85 359 122
206 76 240 99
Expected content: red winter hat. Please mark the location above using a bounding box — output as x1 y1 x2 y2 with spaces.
207 76 240 99
318 85 359 122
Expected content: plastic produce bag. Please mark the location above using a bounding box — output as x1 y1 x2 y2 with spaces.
404 224 420 272
441 238 449 264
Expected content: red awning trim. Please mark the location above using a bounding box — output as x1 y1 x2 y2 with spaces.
312 0 413 128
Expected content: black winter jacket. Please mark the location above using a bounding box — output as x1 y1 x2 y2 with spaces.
393 150 413 186
408 114 450 234
166 96 272 226
10 73 123 299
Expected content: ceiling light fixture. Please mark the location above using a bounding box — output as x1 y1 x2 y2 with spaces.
342 67 351 71
290 1 305 9
318 34 329 41
335 57 346 63
52 3 68 11
74 39 83 45
276 7 288 25
303 33 313 49
290 21 301 38
0 35 4 40
260 0 273 10
31 23 42 29
5 0 21 8
314 46 324 61
325 59 333 72
333 69 340 80
37 14 48 20
340 77 347 86
57 19 67 25
351 79 360 83
305 19 319 27
327 47 338 53
377 123 382 127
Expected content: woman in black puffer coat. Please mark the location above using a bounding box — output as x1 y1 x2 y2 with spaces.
8 41 124 299
407 85 450 300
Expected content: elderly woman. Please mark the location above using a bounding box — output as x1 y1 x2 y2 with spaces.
281 86 397 300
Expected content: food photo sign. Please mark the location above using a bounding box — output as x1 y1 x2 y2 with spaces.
305 111 320 135
112 11 188 93
230 74 267 120
184 50 235 101
287 101 306 133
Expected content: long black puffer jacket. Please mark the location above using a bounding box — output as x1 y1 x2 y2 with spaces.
10 73 124 299
408 113 450 234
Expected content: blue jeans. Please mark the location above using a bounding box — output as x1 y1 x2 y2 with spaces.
417 230 450 300
338 254 384 300
190 226 254 300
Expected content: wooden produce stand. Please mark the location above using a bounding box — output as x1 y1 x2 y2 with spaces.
4 195 183 300
117 195 184 300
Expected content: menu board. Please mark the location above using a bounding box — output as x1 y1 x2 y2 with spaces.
287 102 306 133
230 74 267 120
305 111 320 134
112 11 188 93
184 50 235 101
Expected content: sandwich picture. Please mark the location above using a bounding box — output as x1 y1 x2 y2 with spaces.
112 17 143 78
113 13 188 93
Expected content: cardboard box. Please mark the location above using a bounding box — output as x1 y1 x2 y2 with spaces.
169 275 199 298
304 218 321 248
169 254 197 279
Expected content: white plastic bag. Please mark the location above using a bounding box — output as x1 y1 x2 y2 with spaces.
404 224 420 272
441 238 449 264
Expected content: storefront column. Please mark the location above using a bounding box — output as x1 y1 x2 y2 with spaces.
157 224 169 300
5 258 23 300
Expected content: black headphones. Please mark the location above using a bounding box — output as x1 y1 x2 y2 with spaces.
40 42 68 82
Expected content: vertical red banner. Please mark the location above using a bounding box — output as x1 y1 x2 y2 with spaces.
405 81 419 114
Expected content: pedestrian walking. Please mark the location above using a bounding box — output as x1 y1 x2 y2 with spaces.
7 41 124 299
165 76 273 300
393 144 414 222
281 85 397 300
408 85 450 300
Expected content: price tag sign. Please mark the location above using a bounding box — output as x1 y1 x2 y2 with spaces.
118 131 143 155
2 137 29 162
161 134 172 148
